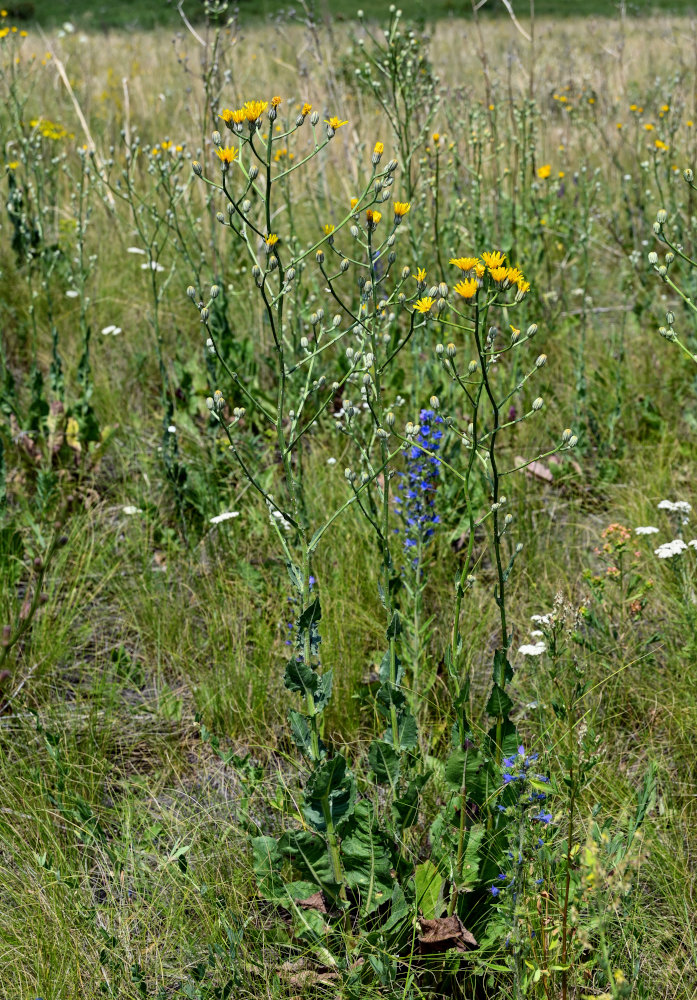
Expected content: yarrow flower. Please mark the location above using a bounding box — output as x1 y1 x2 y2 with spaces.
635 525 659 535
210 511 240 524
655 539 688 558
395 408 443 570
518 641 547 656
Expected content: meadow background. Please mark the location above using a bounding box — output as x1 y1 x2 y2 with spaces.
1 1 697 998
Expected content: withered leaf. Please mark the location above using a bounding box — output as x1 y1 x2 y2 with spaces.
418 914 478 954
297 891 328 914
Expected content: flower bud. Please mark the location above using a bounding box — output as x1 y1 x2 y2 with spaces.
216 211 225 224
532 396 543 411
446 343 456 358
212 130 222 146
333 314 341 327
561 428 572 443
656 208 667 224
535 353 547 368
402 265 410 280
310 111 320 125
665 251 674 264
468 360 478 374
252 264 261 279
385 411 395 426
316 249 325 263
438 282 448 299
300 336 309 349
340 258 350 272
666 311 674 325
648 251 658 264
350 225 359 239
568 435 578 448
405 421 415 436
652 221 661 234
684 167 694 182
210 285 220 299
249 165 259 181
192 161 202 176
429 395 440 409
286 267 295 282
186 285 197 299
242 199 251 213
200 307 210 322
526 323 538 338
435 343 444 356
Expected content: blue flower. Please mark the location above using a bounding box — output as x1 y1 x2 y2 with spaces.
395 408 444 570
533 810 553 825
490 885 500 897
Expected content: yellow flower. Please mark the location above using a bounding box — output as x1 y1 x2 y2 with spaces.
265 233 279 247
325 116 348 130
216 146 238 163
243 100 268 122
688 120 694 128
474 262 486 279
393 201 410 218
5 160 18 170
323 224 335 236
301 102 312 116
489 266 509 284
481 250 506 269
20 28 26 36
537 164 551 180
616 122 622 129
644 122 654 131
432 132 440 142
516 278 531 295
413 267 427 282
661 104 669 112
271 95 282 107
558 170 565 178
413 296 434 314
218 108 236 124
161 140 172 150
505 266 525 285
654 139 669 151
630 103 637 111
450 256 479 272
0 9 6 15
0 26 8 37
454 278 478 299
350 197 359 210
366 209 382 227
374 141 384 155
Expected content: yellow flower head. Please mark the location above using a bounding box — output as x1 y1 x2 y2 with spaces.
413 267 427 283
432 132 440 142
350 197 359 210
474 262 486 279
265 233 279 248
644 122 654 131
271 95 282 107
454 278 478 299
323 224 335 236
654 138 669 151
450 256 479 273
413 296 435 314
301 102 312 116
537 164 551 180
366 209 382 227
489 266 509 284
244 100 268 122
218 108 235 124
374 141 384 155
393 201 410 218
325 116 348 131
481 250 506 270
5 160 19 170
505 266 525 285
216 146 237 164
516 278 531 295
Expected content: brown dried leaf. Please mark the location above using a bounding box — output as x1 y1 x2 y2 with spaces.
515 455 553 484
297 891 328 914
418 914 478 954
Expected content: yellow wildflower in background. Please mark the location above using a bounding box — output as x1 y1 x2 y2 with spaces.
216 147 237 164
450 256 479 272
537 164 551 179
454 278 478 299
413 296 434 314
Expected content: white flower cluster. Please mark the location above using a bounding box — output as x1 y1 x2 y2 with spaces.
210 511 239 524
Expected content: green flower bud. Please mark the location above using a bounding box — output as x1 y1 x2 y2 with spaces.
192 161 202 176
532 397 543 410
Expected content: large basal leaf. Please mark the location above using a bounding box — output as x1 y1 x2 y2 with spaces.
303 755 356 832
458 823 485 890
415 859 443 920
278 830 342 900
284 658 319 696
341 801 394 914
368 739 401 786
392 773 429 832
252 836 283 899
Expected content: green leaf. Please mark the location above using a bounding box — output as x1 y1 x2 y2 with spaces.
341 801 394 914
288 709 313 756
252 836 282 899
314 669 333 712
486 683 513 718
284 658 319 696
386 610 402 640
458 824 485 889
303 756 355 832
306 755 347 799
392 773 429 832
415 860 442 920
296 597 322 656
492 649 513 687
278 831 342 900
368 739 401 785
